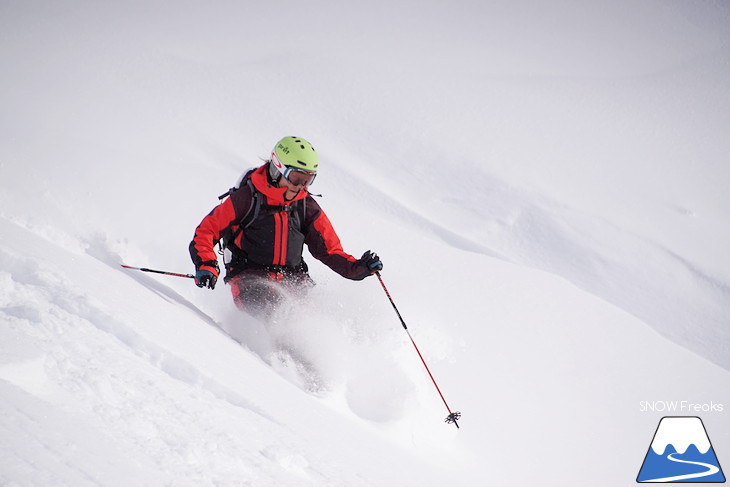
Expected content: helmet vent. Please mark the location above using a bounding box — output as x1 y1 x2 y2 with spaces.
274 136 318 171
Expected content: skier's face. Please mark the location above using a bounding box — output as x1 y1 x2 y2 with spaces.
278 175 304 201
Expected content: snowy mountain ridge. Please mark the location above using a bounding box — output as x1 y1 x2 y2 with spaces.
651 417 712 455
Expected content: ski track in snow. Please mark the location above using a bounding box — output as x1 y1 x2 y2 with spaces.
644 453 721 482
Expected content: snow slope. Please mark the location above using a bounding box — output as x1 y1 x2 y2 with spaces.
1 1 729 485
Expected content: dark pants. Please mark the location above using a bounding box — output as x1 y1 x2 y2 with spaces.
228 268 314 321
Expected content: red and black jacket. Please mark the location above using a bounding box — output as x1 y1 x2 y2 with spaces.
190 164 371 281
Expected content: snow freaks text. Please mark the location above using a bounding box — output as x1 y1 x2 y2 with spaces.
639 401 724 413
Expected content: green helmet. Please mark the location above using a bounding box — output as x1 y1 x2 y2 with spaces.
272 136 319 173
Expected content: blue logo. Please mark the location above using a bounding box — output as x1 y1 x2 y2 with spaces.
637 416 725 483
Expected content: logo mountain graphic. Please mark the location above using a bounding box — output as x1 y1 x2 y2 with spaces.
637 416 726 483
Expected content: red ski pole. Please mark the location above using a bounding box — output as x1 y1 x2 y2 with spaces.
375 272 461 429
120 264 194 279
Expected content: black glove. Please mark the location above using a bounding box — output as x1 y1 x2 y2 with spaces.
358 250 383 275
195 261 219 289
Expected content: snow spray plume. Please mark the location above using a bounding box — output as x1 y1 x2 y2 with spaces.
375 272 461 429
120 264 195 279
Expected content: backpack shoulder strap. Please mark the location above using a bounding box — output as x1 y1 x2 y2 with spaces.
219 169 261 254
237 174 261 231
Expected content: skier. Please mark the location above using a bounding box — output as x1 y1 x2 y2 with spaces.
189 136 383 320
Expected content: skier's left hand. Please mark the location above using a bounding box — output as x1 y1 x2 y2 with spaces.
358 250 383 274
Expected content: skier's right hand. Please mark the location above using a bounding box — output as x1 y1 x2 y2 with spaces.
195 261 219 289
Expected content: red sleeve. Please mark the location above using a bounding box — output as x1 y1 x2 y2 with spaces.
304 200 371 281
189 198 237 272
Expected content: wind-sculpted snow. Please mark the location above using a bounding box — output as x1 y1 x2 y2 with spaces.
437 190 730 369
333 159 730 369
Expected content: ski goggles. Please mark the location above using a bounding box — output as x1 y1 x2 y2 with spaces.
271 152 317 187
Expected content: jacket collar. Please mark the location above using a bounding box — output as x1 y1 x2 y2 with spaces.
250 164 308 205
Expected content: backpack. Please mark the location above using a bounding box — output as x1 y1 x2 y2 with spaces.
216 167 308 276
217 167 261 233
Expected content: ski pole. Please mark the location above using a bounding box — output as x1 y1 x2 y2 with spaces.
120 264 194 279
375 271 461 429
